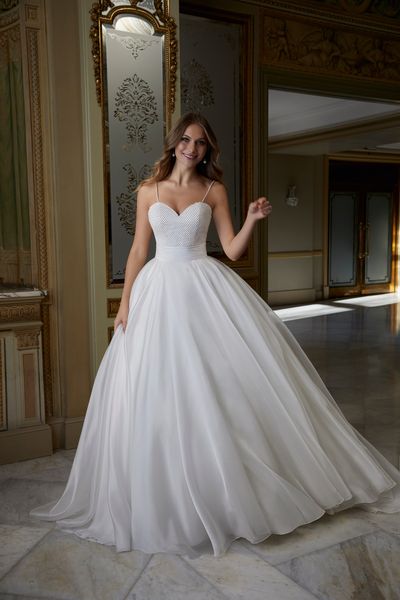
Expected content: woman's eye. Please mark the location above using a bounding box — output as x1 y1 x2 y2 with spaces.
181 137 189 142
197 140 206 146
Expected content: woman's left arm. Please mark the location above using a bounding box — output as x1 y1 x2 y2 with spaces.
211 183 272 261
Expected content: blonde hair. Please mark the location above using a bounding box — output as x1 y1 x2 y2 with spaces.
141 112 224 186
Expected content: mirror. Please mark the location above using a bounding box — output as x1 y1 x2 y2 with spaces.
90 0 177 286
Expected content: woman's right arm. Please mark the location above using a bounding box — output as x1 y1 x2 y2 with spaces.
114 185 154 331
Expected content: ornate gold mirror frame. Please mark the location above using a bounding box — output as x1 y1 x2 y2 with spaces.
90 0 177 286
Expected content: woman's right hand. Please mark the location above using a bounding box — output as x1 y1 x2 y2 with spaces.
114 300 129 332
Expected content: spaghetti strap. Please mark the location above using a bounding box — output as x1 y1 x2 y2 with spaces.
155 182 160 203
201 180 215 203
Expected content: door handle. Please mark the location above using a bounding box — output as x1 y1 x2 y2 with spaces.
358 222 365 259
365 223 370 257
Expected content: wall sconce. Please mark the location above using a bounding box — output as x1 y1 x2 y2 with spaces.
286 184 299 207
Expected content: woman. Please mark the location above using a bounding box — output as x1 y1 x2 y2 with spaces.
31 112 400 557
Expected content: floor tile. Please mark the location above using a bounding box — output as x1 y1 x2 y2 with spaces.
242 508 378 566
0 529 149 600
0 479 65 527
126 552 226 600
0 525 49 579
0 450 75 483
364 510 400 536
277 530 400 600
184 540 317 599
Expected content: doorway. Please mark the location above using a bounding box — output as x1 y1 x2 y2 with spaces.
264 83 400 304
328 160 399 297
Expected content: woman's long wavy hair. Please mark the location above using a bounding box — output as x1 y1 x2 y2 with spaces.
141 112 224 186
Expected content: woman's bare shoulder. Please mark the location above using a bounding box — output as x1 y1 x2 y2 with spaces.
138 181 157 204
208 181 228 207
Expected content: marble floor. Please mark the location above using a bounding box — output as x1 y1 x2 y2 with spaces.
1 293 400 600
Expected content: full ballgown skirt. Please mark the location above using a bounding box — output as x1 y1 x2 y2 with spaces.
31 199 400 557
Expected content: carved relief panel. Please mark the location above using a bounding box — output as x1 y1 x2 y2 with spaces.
262 12 400 84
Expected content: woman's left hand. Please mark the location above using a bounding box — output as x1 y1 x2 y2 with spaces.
248 197 272 220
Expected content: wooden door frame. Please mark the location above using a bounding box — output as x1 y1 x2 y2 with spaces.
323 153 400 299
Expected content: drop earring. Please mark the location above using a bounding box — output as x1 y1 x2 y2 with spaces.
203 159 207 164
172 152 175 158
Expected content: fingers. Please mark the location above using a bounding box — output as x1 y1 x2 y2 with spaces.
250 197 272 218
113 318 127 332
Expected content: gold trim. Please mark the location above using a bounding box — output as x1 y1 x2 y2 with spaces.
0 300 41 323
0 4 19 28
41 302 53 418
328 152 400 164
269 250 322 258
25 4 39 22
16 329 40 350
90 0 177 116
26 26 48 290
107 297 120 318
0 338 4 431
25 17 53 417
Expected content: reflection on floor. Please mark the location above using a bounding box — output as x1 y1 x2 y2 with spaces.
0 295 400 600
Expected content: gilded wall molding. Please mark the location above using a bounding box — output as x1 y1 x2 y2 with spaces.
16 328 40 349
25 17 53 417
41 302 52 417
89 0 177 115
0 339 4 430
262 12 400 83
107 297 120 318
26 27 48 289
0 302 41 322
0 3 18 26
25 3 38 21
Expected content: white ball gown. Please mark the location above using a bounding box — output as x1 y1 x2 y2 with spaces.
31 185 400 558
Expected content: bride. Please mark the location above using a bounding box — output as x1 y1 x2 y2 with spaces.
31 112 400 557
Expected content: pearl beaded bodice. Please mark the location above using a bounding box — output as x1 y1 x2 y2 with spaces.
148 201 212 249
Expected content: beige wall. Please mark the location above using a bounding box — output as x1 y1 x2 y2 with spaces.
45 0 91 445
267 154 324 306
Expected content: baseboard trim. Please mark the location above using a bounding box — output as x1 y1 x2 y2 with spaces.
0 425 53 465
268 288 317 306
64 417 84 449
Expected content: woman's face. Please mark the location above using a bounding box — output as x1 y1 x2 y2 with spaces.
174 123 208 167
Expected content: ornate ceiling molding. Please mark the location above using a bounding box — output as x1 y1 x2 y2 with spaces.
242 0 400 34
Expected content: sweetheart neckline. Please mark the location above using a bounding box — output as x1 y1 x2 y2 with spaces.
149 201 212 218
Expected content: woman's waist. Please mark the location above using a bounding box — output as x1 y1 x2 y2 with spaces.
155 243 207 261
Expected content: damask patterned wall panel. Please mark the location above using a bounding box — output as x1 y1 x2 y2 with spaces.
104 25 164 280
180 13 242 254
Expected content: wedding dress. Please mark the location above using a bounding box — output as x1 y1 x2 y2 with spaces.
31 182 400 557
